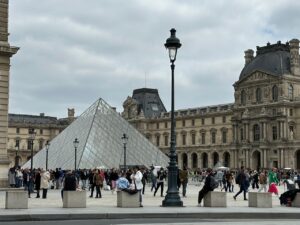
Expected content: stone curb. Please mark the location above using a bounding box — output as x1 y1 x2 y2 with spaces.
1 212 300 222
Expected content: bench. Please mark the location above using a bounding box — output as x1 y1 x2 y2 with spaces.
248 192 272 208
5 190 28 209
117 190 140 208
292 192 300 207
63 190 86 208
203 191 226 207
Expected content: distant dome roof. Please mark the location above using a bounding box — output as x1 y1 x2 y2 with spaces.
239 42 291 80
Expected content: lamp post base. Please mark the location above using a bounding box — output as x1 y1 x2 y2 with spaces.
162 193 183 207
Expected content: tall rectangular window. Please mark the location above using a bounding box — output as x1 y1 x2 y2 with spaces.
240 128 244 141
156 123 159 129
191 119 195 126
156 136 160 146
201 133 205 144
182 134 186 145
27 140 32 150
164 136 168 146
222 131 227 143
212 117 215 124
15 139 20 148
290 109 293 116
165 122 168 128
16 128 20 134
192 133 196 145
40 129 43 135
222 116 226 123
201 118 205 125
182 120 185 127
272 126 277 140
212 132 216 144
39 139 43 149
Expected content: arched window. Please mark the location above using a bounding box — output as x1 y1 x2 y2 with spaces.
256 88 262 103
288 84 294 101
253 124 260 141
272 85 278 102
241 90 246 105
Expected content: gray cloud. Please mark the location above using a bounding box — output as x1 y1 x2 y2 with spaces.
8 0 300 118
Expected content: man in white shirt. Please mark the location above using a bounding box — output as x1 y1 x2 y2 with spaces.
132 166 143 207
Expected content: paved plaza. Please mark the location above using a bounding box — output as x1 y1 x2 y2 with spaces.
0 181 299 222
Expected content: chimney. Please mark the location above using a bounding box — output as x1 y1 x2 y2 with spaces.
289 39 300 76
244 49 254 65
68 108 75 119
0 0 9 43
40 113 45 117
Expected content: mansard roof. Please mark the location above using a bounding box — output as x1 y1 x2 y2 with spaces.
239 41 292 80
132 88 166 118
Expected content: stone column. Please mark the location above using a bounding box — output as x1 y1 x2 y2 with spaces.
0 0 19 187
188 153 193 169
198 153 202 169
208 152 212 168
264 149 267 168
263 122 267 141
177 152 182 169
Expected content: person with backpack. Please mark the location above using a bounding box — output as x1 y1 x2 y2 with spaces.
198 168 216 206
233 166 248 201
154 168 166 197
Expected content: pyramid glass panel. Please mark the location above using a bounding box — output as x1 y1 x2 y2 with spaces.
23 99 169 170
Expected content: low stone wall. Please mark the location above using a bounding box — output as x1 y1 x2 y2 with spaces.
5 190 28 209
203 191 227 207
292 192 300 207
63 190 86 208
248 192 272 208
117 191 139 208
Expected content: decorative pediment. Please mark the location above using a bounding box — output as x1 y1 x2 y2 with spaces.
237 71 278 85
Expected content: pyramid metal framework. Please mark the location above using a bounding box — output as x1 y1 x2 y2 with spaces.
23 99 169 170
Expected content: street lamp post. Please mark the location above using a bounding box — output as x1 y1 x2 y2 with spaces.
162 28 183 207
29 128 36 171
73 138 79 171
15 143 19 168
45 140 50 171
121 133 128 171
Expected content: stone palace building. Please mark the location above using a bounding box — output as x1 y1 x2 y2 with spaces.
122 40 300 171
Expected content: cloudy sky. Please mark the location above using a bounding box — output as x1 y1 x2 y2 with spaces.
8 0 300 118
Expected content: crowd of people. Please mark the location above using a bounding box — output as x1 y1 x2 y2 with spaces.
7 165 300 207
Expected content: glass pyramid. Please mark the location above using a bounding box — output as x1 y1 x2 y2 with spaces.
23 98 169 170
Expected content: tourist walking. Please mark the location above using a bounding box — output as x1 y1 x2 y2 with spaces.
179 166 188 197
258 170 267 192
35 169 41 198
89 169 96 197
233 166 248 201
8 167 16 187
94 169 103 198
251 170 259 189
215 170 223 188
109 168 119 194
150 166 157 192
40 169 50 199
268 167 279 196
154 168 166 197
132 166 143 207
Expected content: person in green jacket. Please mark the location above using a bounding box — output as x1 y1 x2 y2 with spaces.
268 168 279 185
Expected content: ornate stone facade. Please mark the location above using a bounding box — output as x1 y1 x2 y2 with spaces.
123 40 300 171
7 111 73 168
0 0 19 186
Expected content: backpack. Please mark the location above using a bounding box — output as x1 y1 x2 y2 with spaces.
209 176 219 190
235 173 241 185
